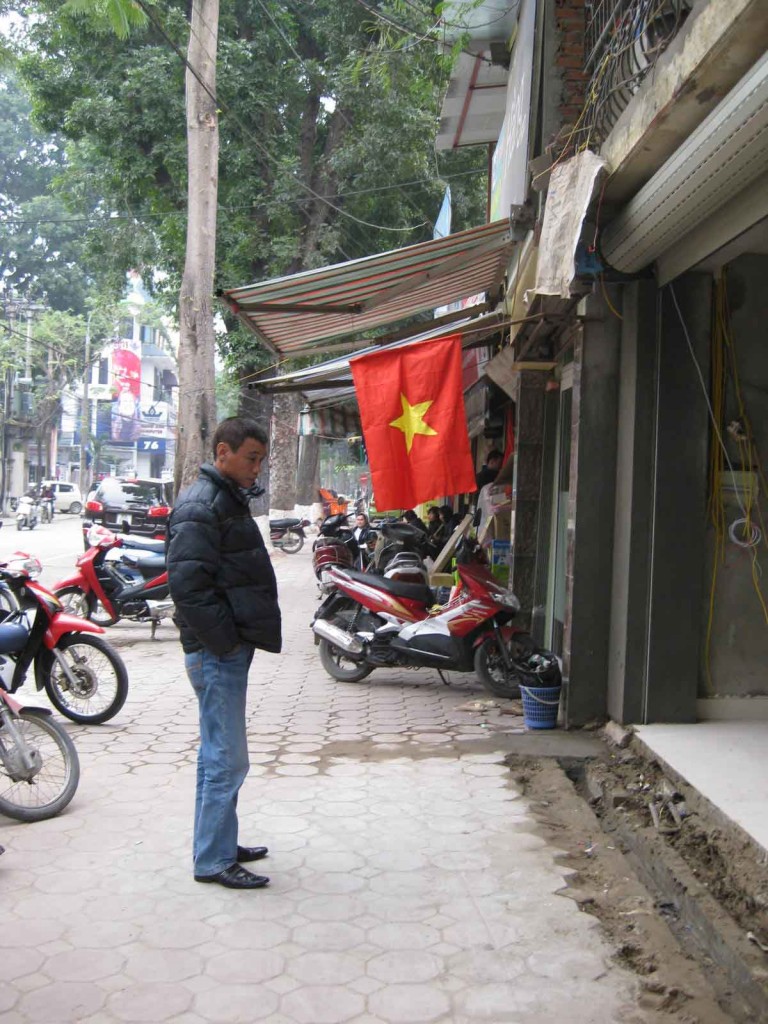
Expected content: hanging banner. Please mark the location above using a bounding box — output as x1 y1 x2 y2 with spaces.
534 150 608 298
111 338 142 442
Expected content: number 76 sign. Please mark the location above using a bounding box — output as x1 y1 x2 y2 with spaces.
138 439 166 454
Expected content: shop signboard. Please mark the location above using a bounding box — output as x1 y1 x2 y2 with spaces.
490 0 536 220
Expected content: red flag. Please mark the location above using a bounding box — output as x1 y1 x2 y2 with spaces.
350 334 476 511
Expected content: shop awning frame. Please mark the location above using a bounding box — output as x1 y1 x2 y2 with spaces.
251 310 506 402
221 219 515 356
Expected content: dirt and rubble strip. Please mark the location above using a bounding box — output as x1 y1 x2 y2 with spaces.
506 751 762 1024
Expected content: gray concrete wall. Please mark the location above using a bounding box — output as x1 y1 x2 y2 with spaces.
563 291 621 727
607 281 658 723
705 255 768 697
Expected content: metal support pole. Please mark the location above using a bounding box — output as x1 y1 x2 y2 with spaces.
78 313 92 495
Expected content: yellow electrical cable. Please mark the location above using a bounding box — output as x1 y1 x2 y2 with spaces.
712 274 768 632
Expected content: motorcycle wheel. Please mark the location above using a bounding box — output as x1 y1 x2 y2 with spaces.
318 638 372 683
0 584 20 616
474 632 537 699
281 530 304 555
0 709 80 821
55 587 119 627
44 634 129 724
16 519 23 531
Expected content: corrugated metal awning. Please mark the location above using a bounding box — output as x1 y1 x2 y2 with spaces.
221 219 514 356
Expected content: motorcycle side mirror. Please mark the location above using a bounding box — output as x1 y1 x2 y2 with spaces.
121 523 131 534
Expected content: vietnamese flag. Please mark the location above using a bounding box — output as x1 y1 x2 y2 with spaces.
350 334 476 511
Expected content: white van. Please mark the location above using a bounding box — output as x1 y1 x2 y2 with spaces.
40 481 83 514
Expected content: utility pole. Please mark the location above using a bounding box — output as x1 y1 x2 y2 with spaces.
78 313 92 494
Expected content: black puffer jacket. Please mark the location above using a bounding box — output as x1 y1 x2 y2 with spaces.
167 464 281 656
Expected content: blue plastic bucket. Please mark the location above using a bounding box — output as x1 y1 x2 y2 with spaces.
520 684 561 730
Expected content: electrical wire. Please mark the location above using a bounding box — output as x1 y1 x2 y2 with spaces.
3 169 484 230
684 275 768 699
351 0 494 65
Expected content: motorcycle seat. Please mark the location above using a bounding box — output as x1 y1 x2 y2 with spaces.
121 552 166 572
343 567 433 607
121 537 166 554
0 622 28 654
270 517 301 529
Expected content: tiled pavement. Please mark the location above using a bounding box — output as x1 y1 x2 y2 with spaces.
0 546 646 1023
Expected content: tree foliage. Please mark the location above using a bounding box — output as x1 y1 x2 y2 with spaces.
10 0 486 369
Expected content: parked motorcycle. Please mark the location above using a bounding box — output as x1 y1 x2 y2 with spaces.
269 517 310 554
312 557 561 699
54 525 172 636
312 514 361 593
0 556 129 724
0 684 80 821
15 495 39 532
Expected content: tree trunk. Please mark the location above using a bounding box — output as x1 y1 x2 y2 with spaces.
297 432 320 504
239 374 271 515
270 391 301 510
174 0 220 496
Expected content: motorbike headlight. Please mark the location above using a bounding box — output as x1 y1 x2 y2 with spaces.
7 554 42 579
493 590 520 611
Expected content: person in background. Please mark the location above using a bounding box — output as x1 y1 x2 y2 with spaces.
167 417 282 891
353 512 375 546
352 512 377 565
40 483 55 520
476 449 504 490
401 508 427 533
426 506 446 546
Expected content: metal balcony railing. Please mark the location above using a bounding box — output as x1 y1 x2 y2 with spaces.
581 0 692 144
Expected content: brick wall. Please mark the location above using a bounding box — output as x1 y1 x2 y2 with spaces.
553 0 588 128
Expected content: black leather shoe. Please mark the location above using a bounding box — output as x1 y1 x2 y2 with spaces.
237 845 268 863
194 863 270 889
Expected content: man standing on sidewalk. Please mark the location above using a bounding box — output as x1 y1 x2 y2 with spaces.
167 417 282 890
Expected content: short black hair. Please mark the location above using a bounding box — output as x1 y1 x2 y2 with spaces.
487 449 504 464
212 416 268 455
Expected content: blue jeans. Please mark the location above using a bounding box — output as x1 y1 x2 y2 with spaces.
185 643 255 877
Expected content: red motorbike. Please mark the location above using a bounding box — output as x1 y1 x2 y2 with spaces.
311 557 560 698
54 524 173 636
312 513 362 593
0 556 128 724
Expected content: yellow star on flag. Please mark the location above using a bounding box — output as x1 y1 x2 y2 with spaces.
389 393 438 454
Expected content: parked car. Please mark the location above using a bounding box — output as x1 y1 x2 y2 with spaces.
40 480 84 515
82 477 174 540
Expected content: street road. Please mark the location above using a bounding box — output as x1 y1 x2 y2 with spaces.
0 511 85 588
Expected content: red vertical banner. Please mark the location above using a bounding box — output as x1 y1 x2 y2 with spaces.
111 341 142 442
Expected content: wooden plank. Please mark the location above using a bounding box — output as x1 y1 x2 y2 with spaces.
430 514 473 575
